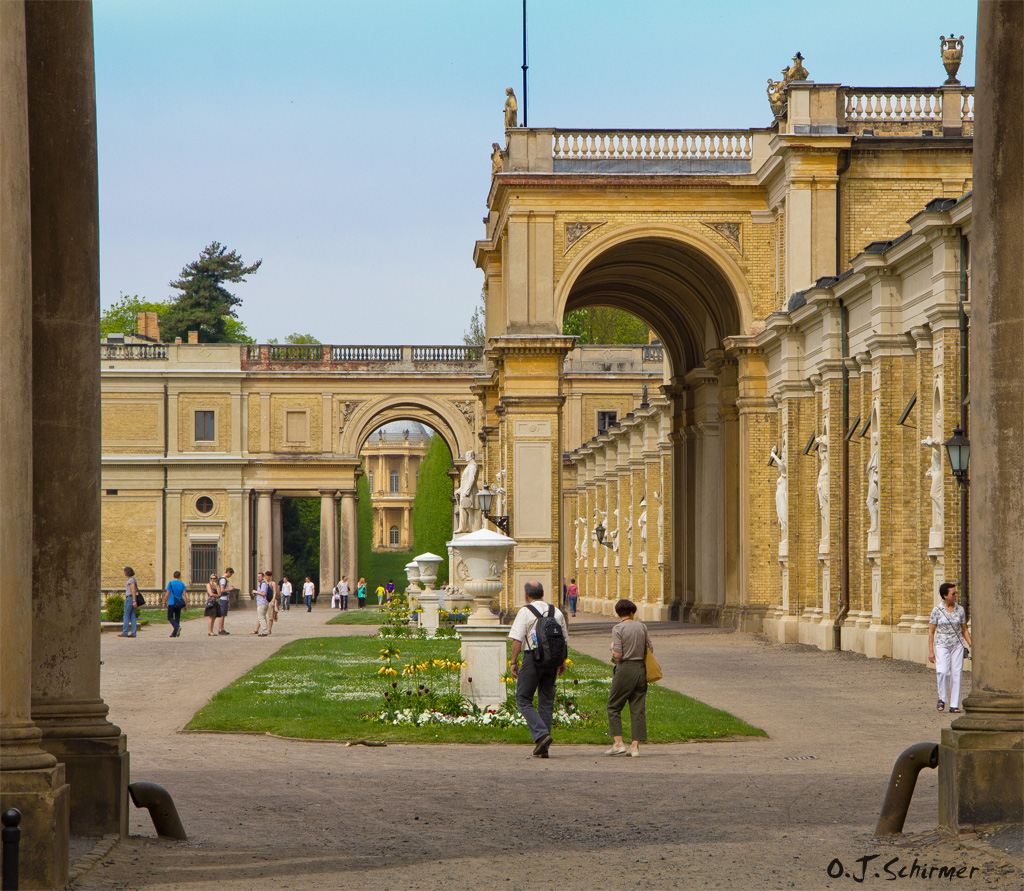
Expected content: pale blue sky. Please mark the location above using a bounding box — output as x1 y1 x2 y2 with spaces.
94 1 976 344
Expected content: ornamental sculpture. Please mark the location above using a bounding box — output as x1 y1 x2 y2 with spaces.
940 34 964 85
769 443 789 547
503 87 518 129
766 52 810 117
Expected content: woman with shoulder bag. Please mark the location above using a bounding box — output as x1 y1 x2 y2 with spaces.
605 598 654 757
204 574 221 636
928 581 972 713
118 566 140 637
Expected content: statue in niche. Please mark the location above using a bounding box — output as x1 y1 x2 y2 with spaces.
625 507 633 549
866 431 880 535
654 490 664 562
455 450 480 534
638 498 648 543
579 515 588 561
815 430 830 544
610 509 620 553
769 443 789 545
922 408 944 531
503 87 518 129
493 469 506 518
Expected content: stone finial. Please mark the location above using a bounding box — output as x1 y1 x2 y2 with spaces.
783 52 809 85
940 34 964 85
504 87 518 129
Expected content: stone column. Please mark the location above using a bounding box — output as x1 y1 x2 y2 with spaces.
340 490 358 580
256 491 273 572
25 0 128 841
319 490 339 595
939 0 1023 829
271 494 283 577
0 3 71 883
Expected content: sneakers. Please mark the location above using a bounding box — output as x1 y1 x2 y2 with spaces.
629 748 641 757
218 630 230 635
532 734 553 757
605 743 629 756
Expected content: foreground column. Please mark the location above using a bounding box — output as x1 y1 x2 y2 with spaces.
340 490 358 580
939 0 1024 829
319 491 339 596
26 0 128 842
256 491 273 573
0 3 71 884
271 494 283 577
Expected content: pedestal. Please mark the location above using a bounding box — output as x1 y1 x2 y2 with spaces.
418 592 440 638
0 765 70 889
459 624 509 709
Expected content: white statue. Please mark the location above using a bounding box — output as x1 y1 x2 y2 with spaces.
866 431 880 535
654 490 664 562
625 507 633 548
579 515 588 560
638 498 648 543
610 509 620 553
493 469 506 518
456 450 480 533
573 516 582 560
815 431 830 544
922 408 944 531
769 443 789 545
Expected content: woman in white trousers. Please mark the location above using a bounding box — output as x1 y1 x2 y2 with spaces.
928 582 972 713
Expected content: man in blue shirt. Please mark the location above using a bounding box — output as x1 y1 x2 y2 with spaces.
163 570 187 638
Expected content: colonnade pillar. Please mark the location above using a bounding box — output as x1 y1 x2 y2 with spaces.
25 0 128 850
319 490 339 595
939 0 1023 829
340 490 358 581
0 3 71 884
271 494 283 578
256 491 273 572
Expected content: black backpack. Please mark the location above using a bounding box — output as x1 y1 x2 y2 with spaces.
528 603 567 670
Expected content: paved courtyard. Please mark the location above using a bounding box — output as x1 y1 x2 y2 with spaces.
69 605 1022 890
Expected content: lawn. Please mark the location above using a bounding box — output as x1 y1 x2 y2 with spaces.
326 609 386 625
185 636 766 745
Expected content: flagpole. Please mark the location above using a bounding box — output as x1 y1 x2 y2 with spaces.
521 0 528 127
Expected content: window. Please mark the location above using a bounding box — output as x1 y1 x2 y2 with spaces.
190 542 218 584
196 496 214 514
597 410 617 434
195 410 215 442
390 470 400 493
389 525 400 547
367 471 374 492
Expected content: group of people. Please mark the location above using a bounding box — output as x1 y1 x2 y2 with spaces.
509 581 651 758
329 577 369 610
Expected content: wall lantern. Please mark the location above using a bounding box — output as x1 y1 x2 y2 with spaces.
943 427 971 486
477 484 510 534
594 521 612 547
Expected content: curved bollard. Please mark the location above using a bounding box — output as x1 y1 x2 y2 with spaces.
2 808 21 890
873 742 939 837
128 782 187 840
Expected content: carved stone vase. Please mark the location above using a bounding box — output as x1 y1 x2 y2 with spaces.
941 35 964 85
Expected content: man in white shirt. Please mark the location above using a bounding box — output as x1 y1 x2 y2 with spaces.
338 576 351 611
508 581 568 758
279 576 292 611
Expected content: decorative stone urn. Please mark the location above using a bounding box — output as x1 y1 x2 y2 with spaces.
940 34 964 85
413 552 444 637
447 528 517 707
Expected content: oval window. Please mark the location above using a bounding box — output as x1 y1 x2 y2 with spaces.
196 496 214 514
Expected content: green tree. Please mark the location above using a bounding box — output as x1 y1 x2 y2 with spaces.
411 434 454 585
562 306 651 345
267 333 321 345
462 289 485 346
282 497 321 590
161 241 262 343
100 293 170 336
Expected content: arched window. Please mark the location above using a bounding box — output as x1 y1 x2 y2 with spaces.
390 470 399 493
389 525 400 547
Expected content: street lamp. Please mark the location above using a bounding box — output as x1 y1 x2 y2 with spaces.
594 521 612 547
944 427 971 486
477 484 509 534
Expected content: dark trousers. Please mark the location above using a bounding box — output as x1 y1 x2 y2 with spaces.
167 605 182 636
515 654 557 741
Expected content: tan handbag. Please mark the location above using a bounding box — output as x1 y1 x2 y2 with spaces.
644 631 663 683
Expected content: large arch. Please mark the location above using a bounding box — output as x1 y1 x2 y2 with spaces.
558 230 752 623
341 394 475 460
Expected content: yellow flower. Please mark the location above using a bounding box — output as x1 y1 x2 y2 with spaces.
565 659 573 668
377 666 388 674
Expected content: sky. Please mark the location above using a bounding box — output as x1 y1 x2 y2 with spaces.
93 0 977 345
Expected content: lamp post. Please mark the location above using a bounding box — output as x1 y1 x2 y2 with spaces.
944 426 971 621
477 485 510 534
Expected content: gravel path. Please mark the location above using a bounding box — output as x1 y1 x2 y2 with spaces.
70 605 1022 890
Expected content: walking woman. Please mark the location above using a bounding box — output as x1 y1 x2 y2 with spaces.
204 574 220 636
163 570 187 638
356 577 367 609
605 598 649 757
118 566 140 637
929 581 972 713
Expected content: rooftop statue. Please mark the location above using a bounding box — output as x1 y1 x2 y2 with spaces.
767 52 810 117
504 87 518 129
940 34 964 85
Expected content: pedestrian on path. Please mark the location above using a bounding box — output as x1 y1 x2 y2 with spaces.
928 582 972 713
338 576 350 610
605 598 649 757
253 570 273 636
163 570 187 637
376 582 386 605
119 566 140 637
567 578 579 617
204 575 220 635
356 577 367 608
267 572 279 634
385 579 396 602
303 576 315 611
508 581 568 759
217 567 234 635
280 576 292 610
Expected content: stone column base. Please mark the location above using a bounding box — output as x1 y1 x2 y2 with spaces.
720 604 768 633
460 625 509 710
939 717 1024 830
0 763 70 889
37 733 129 837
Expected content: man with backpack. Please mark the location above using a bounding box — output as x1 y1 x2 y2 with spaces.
508 581 569 758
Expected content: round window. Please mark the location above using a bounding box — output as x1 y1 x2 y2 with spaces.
196 496 214 514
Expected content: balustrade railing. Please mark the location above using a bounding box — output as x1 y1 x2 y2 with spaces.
269 344 323 362
553 129 753 161
330 345 403 362
844 88 943 123
101 344 168 360
411 345 483 362
642 344 664 362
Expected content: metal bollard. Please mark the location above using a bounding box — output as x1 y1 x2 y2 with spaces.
128 782 187 840
873 742 939 836
2 808 21 891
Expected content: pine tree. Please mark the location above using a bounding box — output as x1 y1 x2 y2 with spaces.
161 241 261 343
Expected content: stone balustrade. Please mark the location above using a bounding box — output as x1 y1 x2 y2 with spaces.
100 343 168 360
843 86 974 136
553 129 754 161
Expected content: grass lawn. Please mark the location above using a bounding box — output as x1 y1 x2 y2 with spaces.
326 609 386 625
185 636 766 745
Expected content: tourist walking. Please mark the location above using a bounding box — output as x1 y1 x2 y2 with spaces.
217 567 234 635
605 599 649 757
163 570 187 637
204 574 220 636
567 578 579 617
280 576 292 610
376 582 386 606
253 570 273 636
508 581 568 758
337 576 350 611
356 577 367 609
929 582 972 713
119 566 140 637
385 579 396 602
303 576 315 611
266 572 278 634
